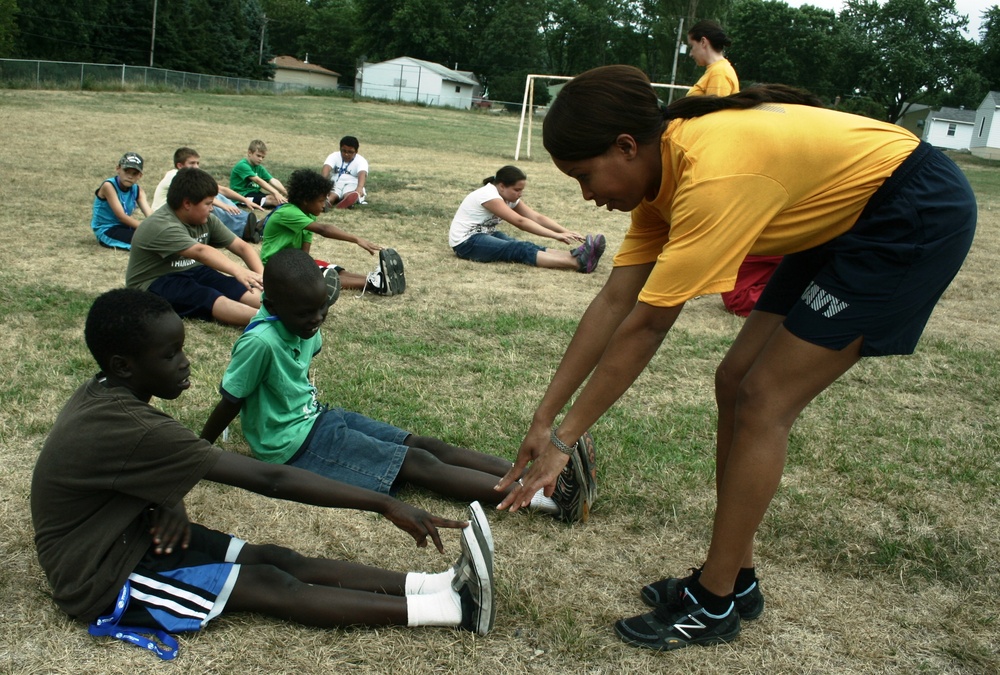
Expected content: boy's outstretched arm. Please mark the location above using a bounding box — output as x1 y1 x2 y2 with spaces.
180 243 263 293
204 452 467 552
201 397 241 443
307 222 381 255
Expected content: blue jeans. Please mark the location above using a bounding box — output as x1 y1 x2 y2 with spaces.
287 408 410 494
453 230 545 265
212 195 249 237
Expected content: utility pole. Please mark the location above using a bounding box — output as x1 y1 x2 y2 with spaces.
259 15 269 65
149 0 158 67
669 17 684 104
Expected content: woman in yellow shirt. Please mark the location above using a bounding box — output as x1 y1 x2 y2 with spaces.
496 65 976 652
687 20 739 97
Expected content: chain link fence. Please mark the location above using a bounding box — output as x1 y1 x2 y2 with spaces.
0 58 309 94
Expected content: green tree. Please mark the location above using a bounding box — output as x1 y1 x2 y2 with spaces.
13 0 111 61
728 0 839 97
473 0 547 104
0 0 19 57
838 0 975 121
980 5 1000 90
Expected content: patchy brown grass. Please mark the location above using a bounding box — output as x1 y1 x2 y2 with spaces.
0 90 997 674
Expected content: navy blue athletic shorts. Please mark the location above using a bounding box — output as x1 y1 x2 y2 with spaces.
755 142 976 356
148 265 250 321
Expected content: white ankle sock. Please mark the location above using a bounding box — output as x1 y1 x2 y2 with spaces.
406 589 462 627
530 489 558 514
405 569 455 596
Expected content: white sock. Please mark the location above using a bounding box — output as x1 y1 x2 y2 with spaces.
406 589 462 627
404 569 455 595
530 489 558 514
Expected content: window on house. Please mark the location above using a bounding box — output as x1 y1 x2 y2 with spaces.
981 118 987 137
455 86 461 93
947 123 957 137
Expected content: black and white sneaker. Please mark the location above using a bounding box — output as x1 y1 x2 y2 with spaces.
362 249 406 297
575 431 598 507
615 586 740 651
379 248 405 295
641 567 764 620
242 211 262 244
452 506 495 636
551 443 590 523
321 267 342 308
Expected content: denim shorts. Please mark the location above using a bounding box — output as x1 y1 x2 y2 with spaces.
453 230 545 265
756 142 976 356
147 265 250 321
288 407 410 494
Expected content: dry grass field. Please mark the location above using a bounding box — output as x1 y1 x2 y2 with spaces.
0 89 997 674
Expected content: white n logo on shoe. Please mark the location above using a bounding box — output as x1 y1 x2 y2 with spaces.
672 612 708 639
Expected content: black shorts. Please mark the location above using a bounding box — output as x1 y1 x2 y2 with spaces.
147 265 249 321
756 143 976 356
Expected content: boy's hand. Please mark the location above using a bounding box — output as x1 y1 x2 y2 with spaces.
234 268 264 293
356 237 382 255
147 504 191 555
383 502 466 553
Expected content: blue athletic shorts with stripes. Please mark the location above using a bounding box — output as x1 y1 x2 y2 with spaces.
755 142 977 356
106 524 245 633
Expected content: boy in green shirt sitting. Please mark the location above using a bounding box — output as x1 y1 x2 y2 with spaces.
201 248 596 523
260 168 405 296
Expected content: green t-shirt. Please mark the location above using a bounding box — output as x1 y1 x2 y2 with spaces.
229 158 274 196
220 306 324 463
125 206 236 291
260 204 316 265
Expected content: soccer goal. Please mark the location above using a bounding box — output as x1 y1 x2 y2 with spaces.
513 74 690 160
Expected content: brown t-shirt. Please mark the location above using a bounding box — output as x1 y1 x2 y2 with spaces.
31 377 223 621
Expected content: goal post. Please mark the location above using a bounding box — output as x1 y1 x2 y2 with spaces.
513 73 690 160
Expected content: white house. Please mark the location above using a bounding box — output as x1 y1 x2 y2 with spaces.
356 57 478 109
921 106 975 150
971 91 1000 160
272 55 340 90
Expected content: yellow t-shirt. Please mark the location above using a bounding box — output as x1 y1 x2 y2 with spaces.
688 59 739 97
615 104 919 308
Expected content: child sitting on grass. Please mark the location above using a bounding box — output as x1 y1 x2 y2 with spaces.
200 248 596 523
260 168 405 296
125 168 264 327
90 152 153 250
321 135 369 208
31 288 495 661
229 139 288 208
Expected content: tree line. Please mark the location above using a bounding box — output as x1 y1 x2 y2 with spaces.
3 0 999 121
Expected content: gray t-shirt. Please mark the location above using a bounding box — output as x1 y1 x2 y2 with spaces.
125 205 236 291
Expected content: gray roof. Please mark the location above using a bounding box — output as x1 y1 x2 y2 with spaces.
929 107 977 124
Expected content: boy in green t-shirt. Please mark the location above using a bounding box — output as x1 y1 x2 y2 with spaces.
229 139 288 208
260 168 404 296
201 248 597 523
